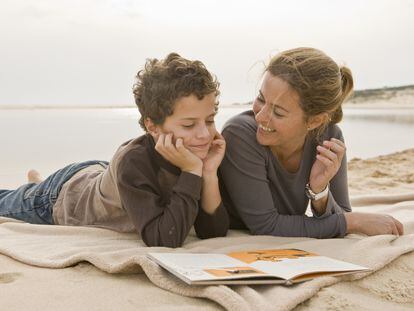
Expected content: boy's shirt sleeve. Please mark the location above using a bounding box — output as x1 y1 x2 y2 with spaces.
116 149 202 248
194 201 229 239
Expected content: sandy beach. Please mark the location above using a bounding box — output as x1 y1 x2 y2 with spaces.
1 89 414 310
348 148 414 195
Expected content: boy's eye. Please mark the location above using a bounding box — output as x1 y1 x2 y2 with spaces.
182 124 195 128
206 120 215 126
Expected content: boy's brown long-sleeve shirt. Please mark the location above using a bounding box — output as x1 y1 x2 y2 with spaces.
53 134 228 247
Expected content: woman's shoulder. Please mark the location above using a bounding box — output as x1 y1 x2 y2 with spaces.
221 110 267 157
322 123 345 141
222 109 257 135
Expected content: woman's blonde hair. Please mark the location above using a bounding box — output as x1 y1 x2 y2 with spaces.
266 47 353 139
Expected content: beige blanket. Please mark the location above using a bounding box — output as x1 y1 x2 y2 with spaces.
1 193 414 311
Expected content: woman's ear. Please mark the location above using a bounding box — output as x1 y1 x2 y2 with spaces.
306 113 330 131
144 118 159 138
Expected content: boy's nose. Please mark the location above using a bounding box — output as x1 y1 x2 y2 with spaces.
197 125 211 139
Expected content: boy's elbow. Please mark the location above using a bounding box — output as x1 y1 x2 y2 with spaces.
141 232 185 248
196 227 228 239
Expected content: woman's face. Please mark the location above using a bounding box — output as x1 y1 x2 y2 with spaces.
152 93 217 160
253 72 309 151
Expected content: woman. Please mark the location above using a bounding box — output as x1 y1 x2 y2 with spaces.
219 47 403 238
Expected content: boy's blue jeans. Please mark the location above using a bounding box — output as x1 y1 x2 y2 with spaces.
0 160 108 224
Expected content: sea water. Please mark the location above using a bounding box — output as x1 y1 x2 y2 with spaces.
1 106 413 188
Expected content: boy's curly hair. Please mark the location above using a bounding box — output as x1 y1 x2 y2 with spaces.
133 53 220 131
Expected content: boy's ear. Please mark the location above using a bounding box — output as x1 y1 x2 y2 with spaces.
144 118 159 137
306 113 329 131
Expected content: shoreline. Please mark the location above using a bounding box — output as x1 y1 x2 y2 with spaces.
1 84 413 110
1 148 413 194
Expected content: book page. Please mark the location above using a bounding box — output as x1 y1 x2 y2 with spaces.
149 249 369 284
148 253 266 282
227 249 368 280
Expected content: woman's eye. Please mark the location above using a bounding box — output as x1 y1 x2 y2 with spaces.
272 109 284 117
256 96 265 103
206 120 215 126
182 124 195 128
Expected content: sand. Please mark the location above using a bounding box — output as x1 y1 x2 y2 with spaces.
348 148 414 195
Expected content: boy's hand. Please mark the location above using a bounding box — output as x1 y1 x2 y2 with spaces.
202 132 226 175
155 133 203 176
309 138 346 193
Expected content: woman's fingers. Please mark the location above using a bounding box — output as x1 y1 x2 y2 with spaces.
316 153 334 168
390 220 399 235
317 145 337 162
385 215 403 236
316 139 346 172
324 139 345 153
393 217 404 235
330 138 346 149
323 139 345 157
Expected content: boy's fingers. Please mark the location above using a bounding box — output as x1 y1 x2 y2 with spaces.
214 131 224 140
175 138 184 150
155 134 165 150
212 139 225 146
164 133 173 149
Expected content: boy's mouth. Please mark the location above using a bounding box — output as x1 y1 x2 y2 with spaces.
188 142 210 149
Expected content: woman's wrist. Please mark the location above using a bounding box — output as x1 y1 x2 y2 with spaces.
311 196 328 215
344 213 357 233
309 182 329 195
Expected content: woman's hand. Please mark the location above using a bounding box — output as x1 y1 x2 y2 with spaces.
345 212 404 236
202 132 226 175
309 138 346 193
155 133 203 176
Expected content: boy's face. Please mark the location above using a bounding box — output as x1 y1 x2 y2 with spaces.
152 92 218 160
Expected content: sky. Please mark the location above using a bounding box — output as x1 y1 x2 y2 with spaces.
0 0 413 107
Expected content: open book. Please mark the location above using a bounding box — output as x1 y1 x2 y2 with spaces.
148 248 370 285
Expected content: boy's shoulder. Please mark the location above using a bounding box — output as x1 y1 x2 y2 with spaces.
112 134 156 175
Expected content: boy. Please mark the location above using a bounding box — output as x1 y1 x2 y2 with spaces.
0 53 229 247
